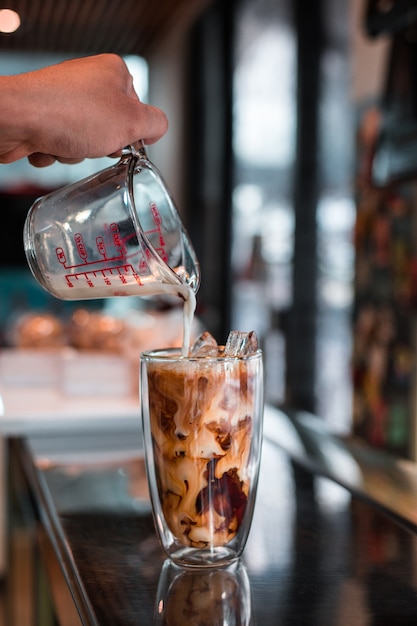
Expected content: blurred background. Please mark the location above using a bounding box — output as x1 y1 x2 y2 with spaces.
1 0 416 460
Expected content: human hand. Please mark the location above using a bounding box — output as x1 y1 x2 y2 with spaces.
0 53 168 167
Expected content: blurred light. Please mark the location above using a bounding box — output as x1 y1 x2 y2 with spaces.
317 195 356 233
319 278 353 308
0 9 21 34
233 184 263 216
233 26 296 167
124 55 149 101
261 202 294 264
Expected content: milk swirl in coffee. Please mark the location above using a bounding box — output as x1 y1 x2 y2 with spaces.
144 315 260 550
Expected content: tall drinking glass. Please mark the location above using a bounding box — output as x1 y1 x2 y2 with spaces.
140 347 264 567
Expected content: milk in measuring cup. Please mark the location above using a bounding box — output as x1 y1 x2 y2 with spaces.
24 145 199 354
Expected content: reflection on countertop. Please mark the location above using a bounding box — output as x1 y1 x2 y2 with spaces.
265 407 417 532
154 559 252 625
8 404 417 625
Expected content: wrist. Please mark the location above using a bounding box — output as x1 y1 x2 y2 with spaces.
0 74 35 151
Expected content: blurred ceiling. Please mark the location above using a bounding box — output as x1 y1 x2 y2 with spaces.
0 0 212 58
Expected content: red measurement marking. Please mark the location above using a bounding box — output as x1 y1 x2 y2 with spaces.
96 236 106 256
138 248 152 272
150 202 162 226
56 247 66 264
145 203 169 259
155 247 168 263
133 272 143 285
74 233 87 260
64 264 140 290
110 223 126 254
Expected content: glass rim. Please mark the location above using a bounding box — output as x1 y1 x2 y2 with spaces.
140 346 263 362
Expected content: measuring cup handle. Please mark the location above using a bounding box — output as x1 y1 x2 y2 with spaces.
122 141 148 160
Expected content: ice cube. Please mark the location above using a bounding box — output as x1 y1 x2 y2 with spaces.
191 331 219 357
224 330 259 357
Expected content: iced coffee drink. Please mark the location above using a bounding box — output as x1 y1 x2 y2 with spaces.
141 331 263 567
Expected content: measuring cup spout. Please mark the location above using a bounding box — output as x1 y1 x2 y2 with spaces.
127 152 200 294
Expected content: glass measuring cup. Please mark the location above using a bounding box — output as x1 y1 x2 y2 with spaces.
23 142 200 302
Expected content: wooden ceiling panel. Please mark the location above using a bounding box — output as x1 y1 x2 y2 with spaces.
0 0 211 57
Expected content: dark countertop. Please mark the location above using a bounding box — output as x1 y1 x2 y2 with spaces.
7 407 417 625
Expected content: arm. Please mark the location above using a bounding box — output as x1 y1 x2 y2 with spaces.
0 54 168 167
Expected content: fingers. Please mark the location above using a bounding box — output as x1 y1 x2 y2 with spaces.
56 157 85 165
107 150 123 159
28 153 57 167
134 103 168 145
28 153 87 167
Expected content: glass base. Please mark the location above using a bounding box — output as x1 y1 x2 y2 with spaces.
168 545 240 569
